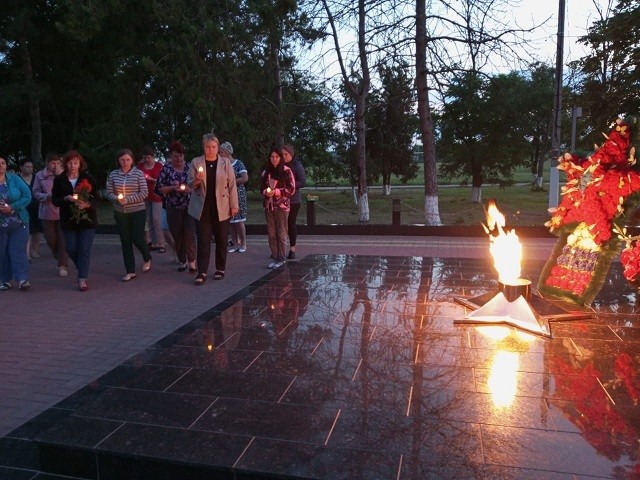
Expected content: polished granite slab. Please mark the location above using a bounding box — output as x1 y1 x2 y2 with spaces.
1 255 639 479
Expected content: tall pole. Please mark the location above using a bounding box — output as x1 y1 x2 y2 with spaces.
549 0 565 208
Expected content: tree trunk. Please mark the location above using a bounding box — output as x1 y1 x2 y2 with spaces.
271 37 284 147
355 90 369 221
19 36 41 164
471 160 483 203
322 0 369 221
415 0 441 225
471 187 482 203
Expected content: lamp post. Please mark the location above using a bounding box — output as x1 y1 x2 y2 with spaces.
549 0 566 209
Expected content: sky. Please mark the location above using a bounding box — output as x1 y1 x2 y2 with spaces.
502 0 612 66
300 0 614 84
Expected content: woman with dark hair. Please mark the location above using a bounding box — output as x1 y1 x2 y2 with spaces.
0 156 32 291
260 147 295 269
187 133 238 284
138 145 165 252
282 144 305 259
106 148 151 282
51 150 99 292
157 140 196 273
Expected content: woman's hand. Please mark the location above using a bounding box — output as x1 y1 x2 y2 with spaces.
230 207 239 217
65 195 77 202
0 203 12 214
76 200 90 210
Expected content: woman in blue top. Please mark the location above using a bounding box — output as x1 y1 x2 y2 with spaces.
0 157 32 291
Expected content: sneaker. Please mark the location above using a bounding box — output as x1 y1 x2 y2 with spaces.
177 262 188 272
287 251 296 259
267 261 277 269
238 246 247 253
142 260 152 272
228 246 239 253
59 267 68 277
271 261 285 269
188 261 197 273
18 281 31 291
0 282 10 291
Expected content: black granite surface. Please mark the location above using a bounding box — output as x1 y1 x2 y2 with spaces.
1 254 639 479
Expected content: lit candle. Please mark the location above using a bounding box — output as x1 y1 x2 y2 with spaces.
266 187 272 194
198 166 204 173
179 184 186 191
72 194 78 200
117 193 124 200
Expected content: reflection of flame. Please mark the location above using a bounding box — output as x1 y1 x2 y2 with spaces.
488 350 519 407
477 325 511 341
484 200 522 284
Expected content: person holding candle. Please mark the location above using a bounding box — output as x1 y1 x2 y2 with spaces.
51 150 98 292
282 144 305 260
32 153 69 277
106 148 152 282
156 140 196 273
137 146 165 253
219 142 248 254
187 133 238 284
260 147 295 269
0 156 32 291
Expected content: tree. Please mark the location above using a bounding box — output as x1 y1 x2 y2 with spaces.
572 0 640 146
367 62 419 195
524 63 554 189
321 0 372 221
437 70 531 201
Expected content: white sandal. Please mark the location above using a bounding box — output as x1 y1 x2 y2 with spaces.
121 273 137 282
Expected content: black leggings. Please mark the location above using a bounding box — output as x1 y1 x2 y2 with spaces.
287 202 301 247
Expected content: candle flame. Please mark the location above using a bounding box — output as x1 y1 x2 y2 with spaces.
485 200 522 284
117 193 124 200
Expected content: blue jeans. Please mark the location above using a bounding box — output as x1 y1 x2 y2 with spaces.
0 224 29 283
63 228 95 279
145 200 164 246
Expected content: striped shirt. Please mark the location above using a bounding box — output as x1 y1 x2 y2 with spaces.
106 167 148 213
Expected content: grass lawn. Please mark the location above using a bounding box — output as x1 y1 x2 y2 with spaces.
97 183 552 227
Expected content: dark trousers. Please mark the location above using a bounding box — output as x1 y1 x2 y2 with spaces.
287 202 301 247
195 213 229 274
41 219 68 267
114 209 151 274
63 228 95 279
166 206 196 264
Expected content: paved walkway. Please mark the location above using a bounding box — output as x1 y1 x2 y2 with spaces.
0 234 556 437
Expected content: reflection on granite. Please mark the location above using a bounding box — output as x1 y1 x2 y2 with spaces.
1 255 639 479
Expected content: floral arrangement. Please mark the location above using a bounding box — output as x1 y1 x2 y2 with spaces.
538 117 639 305
70 178 93 224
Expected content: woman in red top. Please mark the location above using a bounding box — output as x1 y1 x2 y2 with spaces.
260 147 295 269
137 146 165 252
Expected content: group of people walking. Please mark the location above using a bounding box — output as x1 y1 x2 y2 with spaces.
0 133 305 292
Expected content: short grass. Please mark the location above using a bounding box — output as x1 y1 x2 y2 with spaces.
97 183 552 227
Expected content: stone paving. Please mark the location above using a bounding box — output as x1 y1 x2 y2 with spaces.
0 234 555 439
